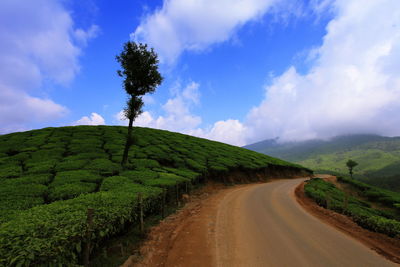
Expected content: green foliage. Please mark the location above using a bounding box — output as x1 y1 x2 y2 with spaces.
185 158 207 173
0 186 161 266
120 170 159 184
55 159 88 172
65 152 109 161
84 159 120 176
129 158 160 170
141 172 188 187
48 183 97 201
163 167 201 181
337 176 400 208
247 134 400 191
0 164 22 179
0 125 308 265
25 160 57 175
100 176 131 191
305 178 400 238
51 170 103 187
0 178 48 223
116 41 163 166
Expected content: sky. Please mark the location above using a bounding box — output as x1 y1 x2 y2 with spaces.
1 0 400 146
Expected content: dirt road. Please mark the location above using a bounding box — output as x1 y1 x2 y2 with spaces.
214 178 396 267
132 178 397 266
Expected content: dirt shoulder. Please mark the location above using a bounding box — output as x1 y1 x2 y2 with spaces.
295 179 400 264
122 182 248 267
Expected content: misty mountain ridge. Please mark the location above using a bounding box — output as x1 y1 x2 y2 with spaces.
244 134 400 191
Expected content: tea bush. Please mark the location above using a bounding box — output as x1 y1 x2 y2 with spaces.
0 125 309 265
305 178 400 238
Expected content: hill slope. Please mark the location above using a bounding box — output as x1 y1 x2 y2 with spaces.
0 125 309 265
245 135 400 191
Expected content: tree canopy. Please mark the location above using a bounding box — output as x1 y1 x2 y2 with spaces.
116 41 163 166
346 159 358 178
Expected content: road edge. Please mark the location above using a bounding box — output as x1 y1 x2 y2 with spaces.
295 180 400 264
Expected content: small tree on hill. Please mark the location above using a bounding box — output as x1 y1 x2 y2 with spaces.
116 42 163 166
346 159 358 179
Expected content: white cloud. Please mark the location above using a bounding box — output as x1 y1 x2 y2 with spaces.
127 0 400 146
0 0 99 133
116 82 202 131
244 0 400 143
74 25 100 47
132 0 279 63
114 81 248 146
189 119 248 147
74 113 105 126
0 86 68 134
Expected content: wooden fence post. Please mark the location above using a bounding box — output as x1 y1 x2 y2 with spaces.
176 184 180 207
343 192 349 212
162 188 166 219
84 208 94 267
326 192 331 210
138 193 144 233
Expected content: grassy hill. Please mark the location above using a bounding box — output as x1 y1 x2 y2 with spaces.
0 125 309 266
245 135 400 191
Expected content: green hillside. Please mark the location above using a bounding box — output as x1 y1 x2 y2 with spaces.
245 135 400 191
0 125 309 266
305 176 400 238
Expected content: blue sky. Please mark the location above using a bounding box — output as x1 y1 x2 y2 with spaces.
1 0 400 146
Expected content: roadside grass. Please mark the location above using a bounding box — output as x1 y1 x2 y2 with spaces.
0 125 310 266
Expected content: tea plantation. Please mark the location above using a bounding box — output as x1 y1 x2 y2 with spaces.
0 125 309 266
305 177 400 238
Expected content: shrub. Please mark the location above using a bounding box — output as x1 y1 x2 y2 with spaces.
0 125 310 265
55 159 88 172
11 174 53 185
120 170 159 183
64 152 109 161
185 159 206 173
51 170 103 187
141 172 189 188
163 167 200 181
305 178 400 238
30 149 65 161
68 145 104 154
0 165 22 179
100 176 132 191
84 159 120 176
0 184 161 266
129 158 160 170
25 160 56 175
48 182 98 201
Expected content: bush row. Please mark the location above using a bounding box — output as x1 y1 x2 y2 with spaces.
337 176 400 209
305 178 400 238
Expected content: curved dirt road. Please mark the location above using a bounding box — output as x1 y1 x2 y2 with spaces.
214 178 396 267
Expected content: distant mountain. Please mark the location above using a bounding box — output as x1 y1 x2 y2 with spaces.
244 134 400 191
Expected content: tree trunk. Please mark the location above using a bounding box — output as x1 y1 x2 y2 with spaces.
121 116 134 167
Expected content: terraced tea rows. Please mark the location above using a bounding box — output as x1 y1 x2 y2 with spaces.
0 125 309 265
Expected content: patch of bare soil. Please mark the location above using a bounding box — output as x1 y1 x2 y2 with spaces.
121 182 244 267
295 180 400 264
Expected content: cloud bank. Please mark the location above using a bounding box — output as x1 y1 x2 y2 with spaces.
246 0 400 142
74 113 105 126
129 0 400 146
0 0 98 134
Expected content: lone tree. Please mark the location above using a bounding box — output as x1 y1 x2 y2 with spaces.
116 42 163 166
346 159 358 179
